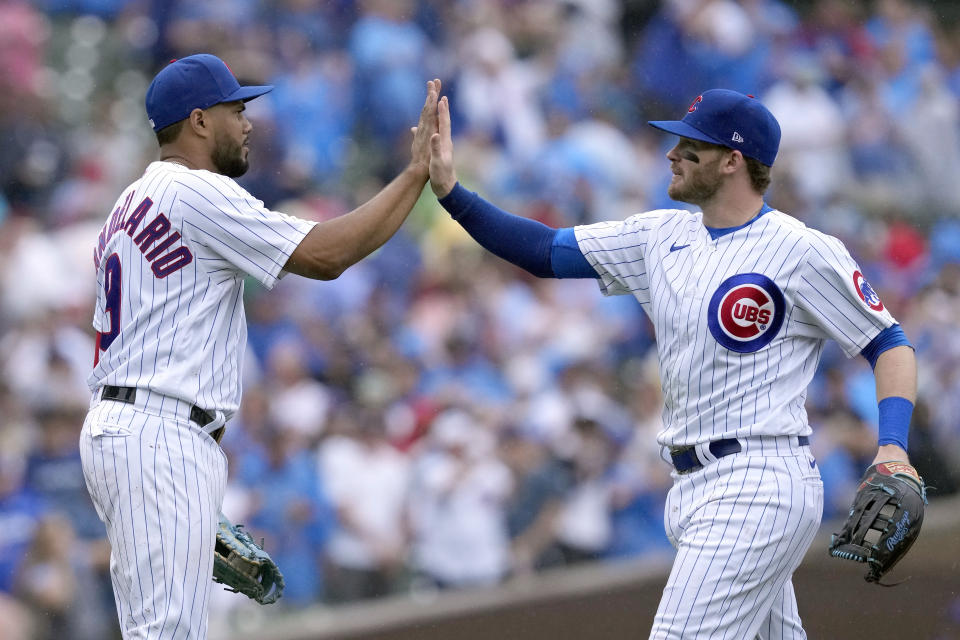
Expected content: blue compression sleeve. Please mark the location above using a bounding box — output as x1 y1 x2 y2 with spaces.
860 324 912 369
439 183 595 279
551 228 598 278
878 396 912 451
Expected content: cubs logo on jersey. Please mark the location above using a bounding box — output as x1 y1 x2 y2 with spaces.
853 270 884 312
708 273 785 353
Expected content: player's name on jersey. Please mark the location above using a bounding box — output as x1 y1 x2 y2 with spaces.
93 192 193 279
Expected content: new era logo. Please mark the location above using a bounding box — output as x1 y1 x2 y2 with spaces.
732 131 744 143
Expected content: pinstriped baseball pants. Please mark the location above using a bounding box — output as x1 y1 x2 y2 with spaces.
651 440 823 639
79 396 228 639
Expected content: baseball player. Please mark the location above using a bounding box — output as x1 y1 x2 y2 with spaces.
78 53 440 638
427 90 917 638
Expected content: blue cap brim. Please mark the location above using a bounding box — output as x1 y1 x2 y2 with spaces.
224 84 273 104
648 120 725 147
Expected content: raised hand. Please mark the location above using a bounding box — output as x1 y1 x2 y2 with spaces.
410 78 441 178
429 95 457 198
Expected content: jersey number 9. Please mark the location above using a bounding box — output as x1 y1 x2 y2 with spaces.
99 253 122 352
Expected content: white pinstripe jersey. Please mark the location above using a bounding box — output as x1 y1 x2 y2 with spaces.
575 207 896 448
87 161 315 415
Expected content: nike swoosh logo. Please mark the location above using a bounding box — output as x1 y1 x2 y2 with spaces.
670 242 691 252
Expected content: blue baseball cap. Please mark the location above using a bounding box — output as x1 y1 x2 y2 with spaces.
648 89 781 166
145 54 273 132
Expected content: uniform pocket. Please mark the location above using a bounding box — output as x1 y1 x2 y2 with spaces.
802 472 823 487
90 421 132 438
799 455 822 484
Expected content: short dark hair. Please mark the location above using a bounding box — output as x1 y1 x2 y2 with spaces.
745 156 772 193
155 119 185 146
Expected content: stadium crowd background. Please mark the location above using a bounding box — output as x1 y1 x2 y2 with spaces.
1 0 960 637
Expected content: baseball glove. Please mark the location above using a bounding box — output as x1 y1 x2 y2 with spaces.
828 461 927 585
213 512 285 604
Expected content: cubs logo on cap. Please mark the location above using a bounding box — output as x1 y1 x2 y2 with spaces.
853 270 884 311
708 273 785 352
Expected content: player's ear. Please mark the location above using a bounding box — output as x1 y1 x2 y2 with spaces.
186 108 210 139
722 149 744 175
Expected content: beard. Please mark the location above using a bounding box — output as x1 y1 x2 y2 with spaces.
667 163 723 205
211 130 248 178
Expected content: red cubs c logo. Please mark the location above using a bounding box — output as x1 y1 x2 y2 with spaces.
688 95 703 113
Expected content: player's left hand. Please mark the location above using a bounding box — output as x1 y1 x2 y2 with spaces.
828 460 926 584
409 78 441 179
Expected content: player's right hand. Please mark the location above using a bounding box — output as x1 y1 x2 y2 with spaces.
409 78 441 179
429 95 457 198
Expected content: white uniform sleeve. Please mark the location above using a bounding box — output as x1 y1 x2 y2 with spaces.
573 212 661 298
174 171 316 289
791 232 896 357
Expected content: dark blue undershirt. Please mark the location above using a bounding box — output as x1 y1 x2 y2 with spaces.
704 203 774 239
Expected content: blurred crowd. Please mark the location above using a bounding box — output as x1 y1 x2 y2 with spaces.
2 0 960 637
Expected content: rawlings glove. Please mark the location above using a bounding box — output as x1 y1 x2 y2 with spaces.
828 461 926 585
213 512 285 604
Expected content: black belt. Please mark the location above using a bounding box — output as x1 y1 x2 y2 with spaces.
670 436 809 474
100 385 223 441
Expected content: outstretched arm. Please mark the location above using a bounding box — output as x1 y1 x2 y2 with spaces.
429 95 596 279
284 79 441 280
